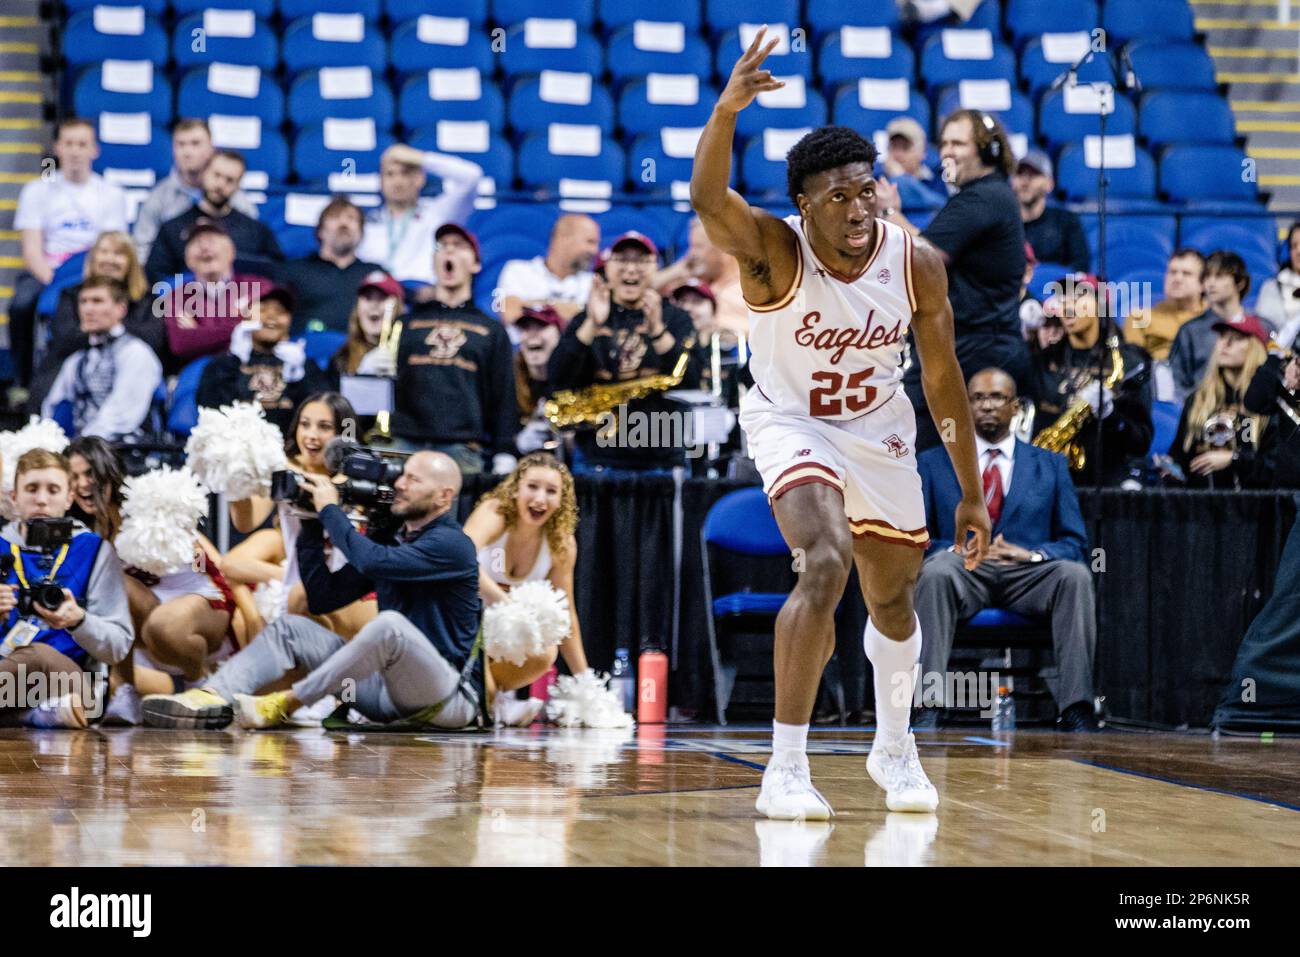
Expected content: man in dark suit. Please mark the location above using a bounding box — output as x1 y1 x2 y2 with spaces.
915 368 1098 731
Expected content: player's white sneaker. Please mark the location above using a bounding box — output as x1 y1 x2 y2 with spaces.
755 751 834 821
867 732 939 813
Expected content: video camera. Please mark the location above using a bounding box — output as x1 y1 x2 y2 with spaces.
271 442 405 515
0 517 76 615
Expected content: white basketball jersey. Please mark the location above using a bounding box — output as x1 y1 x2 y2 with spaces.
745 215 918 420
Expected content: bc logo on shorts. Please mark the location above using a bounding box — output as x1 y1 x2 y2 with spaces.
882 434 908 458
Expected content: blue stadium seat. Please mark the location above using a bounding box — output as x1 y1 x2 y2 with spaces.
507 74 615 135
627 131 698 197
409 124 514 190
73 64 173 126
595 206 675 253
229 128 291 185
1020 38 1115 96
168 356 214 438
173 13 278 71
501 21 603 79
918 30 1016 91
735 79 827 138
398 70 505 132
281 0 381 18
1139 91 1235 148
64 10 168 67
831 81 932 140
64 0 166 12
1160 145 1258 205
741 130 813 196
1082 214 1176 269
1005 0 1099 47
1180 224 1277 278
818 29 914 90
935 83 1034 138
597 0 702 33
292 121 394 185
495 0 595 28
389 18 495 76
387 0 487 24
178 66 285 125
617 77 716 138
1181 216 1277 258
517 128 625 191
288 69 395 127
1056 141 1157 201
1103 0 1195 45
715 28 814 82
1149 400 1181 457
704 0 800 36
304 331 348 368
1126 41 1219 91
172 0 273 15
1038 87 1137 151
605 25 712 86
94 123 172 181
807 0 899 40
35 252 88 319
1029 261 1071 301
281 16 387 75
467 203 560 243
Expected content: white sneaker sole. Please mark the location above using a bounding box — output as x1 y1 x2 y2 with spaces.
755 790 834 822
867 753 940 813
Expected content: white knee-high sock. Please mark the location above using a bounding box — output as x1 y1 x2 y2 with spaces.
865 615 921 747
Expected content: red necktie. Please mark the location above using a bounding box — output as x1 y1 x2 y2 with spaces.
982 449 1004 525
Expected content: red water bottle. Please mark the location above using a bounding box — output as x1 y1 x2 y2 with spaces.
637 650 668 724
529 664 558 702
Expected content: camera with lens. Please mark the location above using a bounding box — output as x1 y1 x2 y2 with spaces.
1 517 76 615
271 442 404 515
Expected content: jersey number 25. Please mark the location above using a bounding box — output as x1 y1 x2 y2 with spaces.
810 369 877 417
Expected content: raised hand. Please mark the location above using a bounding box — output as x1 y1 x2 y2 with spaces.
717 26 785 115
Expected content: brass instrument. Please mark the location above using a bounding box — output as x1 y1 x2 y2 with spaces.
545 351 691 430
1033 336 1124 472
364 299 402 443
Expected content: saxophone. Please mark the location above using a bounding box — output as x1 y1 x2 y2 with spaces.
545 350 691 430
1033 336 1124 472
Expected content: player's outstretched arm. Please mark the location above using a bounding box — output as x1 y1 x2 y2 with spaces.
690 26 795 305
909 238 990 569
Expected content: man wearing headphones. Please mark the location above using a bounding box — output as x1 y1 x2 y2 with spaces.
877 110 1029 451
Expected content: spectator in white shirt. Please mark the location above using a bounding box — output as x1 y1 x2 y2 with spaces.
354 143 484 291
131 118 257 263
11 118 128 388
497 214 600 326
42 276 163 441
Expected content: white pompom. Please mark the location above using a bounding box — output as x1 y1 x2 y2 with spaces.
482 580 570 666
252 578 287 624
114 466 209 576
0 417 70 520
184 402 287 499
544 670 633 729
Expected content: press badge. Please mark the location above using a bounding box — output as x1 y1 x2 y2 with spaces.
0 619 40 659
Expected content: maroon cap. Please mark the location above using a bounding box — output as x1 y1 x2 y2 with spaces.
436 222 480 261
1212 313 1271 347
183 216 230 244
610 230 657 257
256 281 295 311
672 278 716 305
358 269 403 299
517 304 564 330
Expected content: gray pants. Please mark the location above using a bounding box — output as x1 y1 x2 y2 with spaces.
915 548 1096 712
207 611 478 728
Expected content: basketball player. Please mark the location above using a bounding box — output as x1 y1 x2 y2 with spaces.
692 27 991 819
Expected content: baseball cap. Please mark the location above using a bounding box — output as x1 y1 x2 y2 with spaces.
517 304 564 330
256 282 295 311
183 217 230 244
610 230 657 258
435 222 481 261
1212 313 1271 347
885 117 926 151
672 278 716 305
358 269 403 300
1017 149 1053 179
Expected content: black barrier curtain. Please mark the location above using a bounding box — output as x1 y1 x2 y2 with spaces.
459 477 1297 729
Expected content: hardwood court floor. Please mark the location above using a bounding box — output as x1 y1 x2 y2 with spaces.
1 724 1298 866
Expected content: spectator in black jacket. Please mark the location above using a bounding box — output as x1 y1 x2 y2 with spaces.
196 285 328 436
1030 274 1153 487
1012 150 1090 274
513 304 563 456
548 231 699 473
1246 341 1300 488
146 150 282 284
391 224 517 476
1169 250 1266 405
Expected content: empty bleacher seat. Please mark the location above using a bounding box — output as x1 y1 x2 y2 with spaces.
517 126 625 191
735 76 827 137
1126 41 1219 92
501 20 603 79
172 0 273 15
831 79 931 142
715 25 814 82
408 121 513 190
177 65 284 126
94 115 171 184
209 115 290 183
495 0 595 28
1139 91 1235 148
606 23 712 85
173 12 278 71
807 0 899 39
387 0 487 25
281 14 387 75
617 76 715 138
1160 145 1258 205
389 17 494 76
704 0 801 36
507 73 615 135
935 82 1033 138
64 0 166 12
1056 139 1157 201
1180 220 1278 278
1020 35 1114 95
467 203 559 243
627 129 700 198
596 205 676 253
73 62 172 125
1005 0 1099 47
918 30 1016 90
1082 214 1176 269
65 8 168 67
818 28 914 89
1103 0 1195 45
293 119 394 184
289 68 395 126
597 0 702 33
1038 85 1137 151
398 69 504 132
281 0 381 19
741 128 811 196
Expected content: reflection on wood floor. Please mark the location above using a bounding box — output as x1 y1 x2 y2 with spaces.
1 725 1298 866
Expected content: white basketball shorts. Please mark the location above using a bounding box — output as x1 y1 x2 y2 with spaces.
739 386 929 548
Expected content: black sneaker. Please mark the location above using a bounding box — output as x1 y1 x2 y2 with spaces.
141 688 234 729
1057 701 1099 733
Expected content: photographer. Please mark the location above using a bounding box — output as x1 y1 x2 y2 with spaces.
142 451 482 731
0 449 132 729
